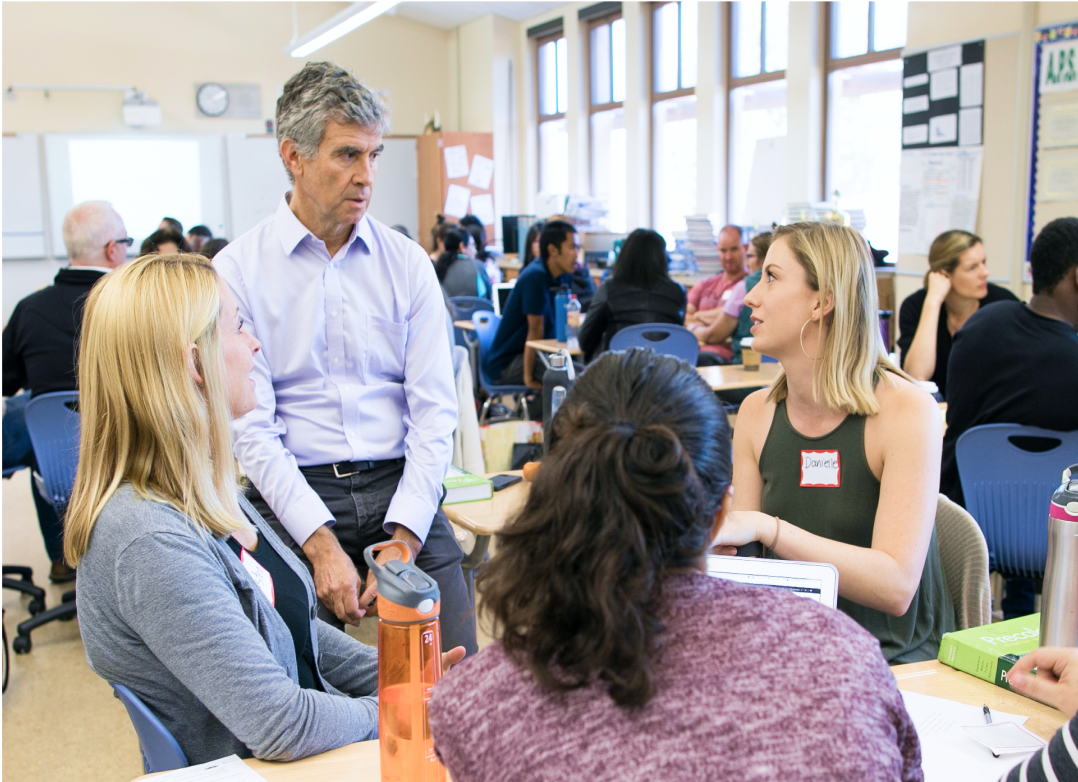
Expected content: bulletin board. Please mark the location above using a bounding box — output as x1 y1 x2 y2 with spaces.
416 132 495 251
1027 22 1078 274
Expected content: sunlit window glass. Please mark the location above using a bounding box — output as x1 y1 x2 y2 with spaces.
733 1 763 79
764 1 789 72
728 80 787 226
872 1 908 52
556 38 568 114
539 40 558 116
653 95 697 245
591 23 612 105
654 2 680 93
832 1 869 59
539 119 569 194
611 18 627 102
591 109 627 233
827 59 903 254
680 1 698 89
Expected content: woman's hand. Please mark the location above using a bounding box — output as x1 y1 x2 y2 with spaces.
925 271 952 305
441 646 467 672
1006 647 1078 717
711 510 773 555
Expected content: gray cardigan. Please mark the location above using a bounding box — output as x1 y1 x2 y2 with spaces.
77 484 378 765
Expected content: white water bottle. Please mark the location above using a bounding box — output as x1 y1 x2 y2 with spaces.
565 295 581 352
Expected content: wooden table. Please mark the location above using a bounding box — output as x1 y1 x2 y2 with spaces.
697 362 782 391
443 470 529 538
137 661 1068 780
453 319 475 331
525 339 583 357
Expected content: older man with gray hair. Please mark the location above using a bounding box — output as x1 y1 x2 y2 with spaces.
3 200 131 582
214 62 475 655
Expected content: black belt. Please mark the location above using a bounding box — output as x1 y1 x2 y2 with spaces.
303 457 405 479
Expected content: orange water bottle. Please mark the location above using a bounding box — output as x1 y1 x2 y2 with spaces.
364 541 445 782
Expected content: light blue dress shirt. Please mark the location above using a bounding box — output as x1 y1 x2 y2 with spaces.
215 196 457 547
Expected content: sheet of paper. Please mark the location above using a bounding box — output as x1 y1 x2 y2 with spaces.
928 45 963 72
931 68 959 101
930 114 958 144
900 691 1035 782
1042 101 1078 147
467 154 494 190
959 107 983 146
443 145 470 179
443 183 471 219
960 62 984 107
904 124 929 146
470 192 495 225
962 723 1047 755
151 755 266 781
904 95 930 114
899 146 984 254
1040 150 1078 200
904 73 929 88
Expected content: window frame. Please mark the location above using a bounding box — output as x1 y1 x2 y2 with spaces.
587 10 625 114
650 1 696 103
536 31 567 195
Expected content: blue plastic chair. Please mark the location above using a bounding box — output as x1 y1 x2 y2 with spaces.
471 311 531 423
609 323 700 364
450 295 494 349
10 391 81 653
955 424 1078 578
111 683 189 773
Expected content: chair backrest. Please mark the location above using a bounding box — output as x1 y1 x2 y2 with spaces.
934 494 992 630
23 392 80 515
955 423 1078 578
471 310 502 390
111 683 188 773
449 296 494 322
609 323 700 364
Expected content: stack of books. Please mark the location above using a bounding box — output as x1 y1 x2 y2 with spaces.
685 215 720 274
442 466 493 504
937 614 1041 690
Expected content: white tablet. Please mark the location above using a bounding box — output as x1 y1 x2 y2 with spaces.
706 555 840 608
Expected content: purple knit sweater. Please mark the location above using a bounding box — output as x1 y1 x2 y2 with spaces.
430 570 922 782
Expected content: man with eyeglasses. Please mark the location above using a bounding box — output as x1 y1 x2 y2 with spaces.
2 200 130 582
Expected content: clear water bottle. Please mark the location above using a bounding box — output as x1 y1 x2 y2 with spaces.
1040 463 1078 648
565 295 581 352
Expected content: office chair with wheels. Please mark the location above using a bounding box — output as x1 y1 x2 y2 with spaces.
12 391 81 653
609 323 700 364
2 466 49 619
955 423 1078 578
111 683 189 773
471 311 531 423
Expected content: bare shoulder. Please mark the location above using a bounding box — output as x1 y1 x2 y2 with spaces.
734 387 777 445
874 371 941 434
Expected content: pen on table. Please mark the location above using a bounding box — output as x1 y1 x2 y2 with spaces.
983 705 1000 758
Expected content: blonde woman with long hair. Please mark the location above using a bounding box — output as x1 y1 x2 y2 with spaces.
66 254 461 765
714 223 956 663
896 229 1018 397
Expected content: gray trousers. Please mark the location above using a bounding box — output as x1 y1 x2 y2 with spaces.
245 460 477 656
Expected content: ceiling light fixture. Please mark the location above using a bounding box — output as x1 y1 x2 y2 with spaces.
285 0 401 58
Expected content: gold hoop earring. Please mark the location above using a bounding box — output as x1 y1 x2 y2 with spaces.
800 319 820 361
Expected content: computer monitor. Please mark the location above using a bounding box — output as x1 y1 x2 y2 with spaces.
494 283 515 317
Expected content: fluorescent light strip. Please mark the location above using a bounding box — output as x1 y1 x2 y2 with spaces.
288 0 400 58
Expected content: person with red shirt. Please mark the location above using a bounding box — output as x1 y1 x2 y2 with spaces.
686 224 747 363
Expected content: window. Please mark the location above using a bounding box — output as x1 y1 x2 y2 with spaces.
537 35 569 193
726 2 789 226
590 15 627 232
825 2 908 254
653 1 698 243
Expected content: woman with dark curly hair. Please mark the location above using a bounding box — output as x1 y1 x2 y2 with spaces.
429 348 921 782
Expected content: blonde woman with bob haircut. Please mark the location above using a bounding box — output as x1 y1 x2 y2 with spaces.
714 222 956 663
67 253 464 766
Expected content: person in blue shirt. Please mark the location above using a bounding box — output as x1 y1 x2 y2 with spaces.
483 220 579 389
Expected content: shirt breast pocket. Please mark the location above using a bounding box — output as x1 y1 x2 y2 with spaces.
365 315 409 382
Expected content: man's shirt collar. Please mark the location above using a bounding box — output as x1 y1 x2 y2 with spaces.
275 193 372 258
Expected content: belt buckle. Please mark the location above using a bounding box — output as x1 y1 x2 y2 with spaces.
333 462 359 478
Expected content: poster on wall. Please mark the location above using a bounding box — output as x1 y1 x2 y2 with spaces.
902 40 985 150
898 147 984 255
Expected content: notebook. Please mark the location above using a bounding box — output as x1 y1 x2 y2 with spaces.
706 555 839 608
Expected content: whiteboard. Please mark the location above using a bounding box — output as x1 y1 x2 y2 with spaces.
3 134 49 258
224 134 418 242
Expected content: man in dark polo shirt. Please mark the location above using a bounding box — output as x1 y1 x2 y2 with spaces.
483 220 579 389
943 216 1078 617
2 200 130 581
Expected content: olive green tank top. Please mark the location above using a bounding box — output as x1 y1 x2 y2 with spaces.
759 400 955 663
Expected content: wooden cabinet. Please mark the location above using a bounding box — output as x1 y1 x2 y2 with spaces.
416 132 495 252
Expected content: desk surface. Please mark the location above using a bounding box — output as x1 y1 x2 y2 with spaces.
442 470 528 536
138 660 1067 780
453 320 475 331
697 362 781 391
525 338 583 356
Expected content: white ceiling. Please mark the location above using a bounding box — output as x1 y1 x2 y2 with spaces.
393 1 564 29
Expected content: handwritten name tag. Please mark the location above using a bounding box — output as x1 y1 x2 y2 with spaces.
240 548 275 606
801 450 841 487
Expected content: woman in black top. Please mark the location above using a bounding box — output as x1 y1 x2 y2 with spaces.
897 229 1017 397
579 228 687 362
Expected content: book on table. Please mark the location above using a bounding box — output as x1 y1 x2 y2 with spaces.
442 466 493 504
937 614 1040 690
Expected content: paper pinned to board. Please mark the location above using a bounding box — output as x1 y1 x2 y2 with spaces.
904 95 930 114
930 68 959 101
443 145 470 179
443 183 471 219
930 114 958 144
960 62 984 107
149 755 266 780
959 108 983 147
467 154 494 190
928 45 963 72
900 691 1036 781
470 193 495 225
1040 150 1078 200
1042 101 1078 148
899 146 984 255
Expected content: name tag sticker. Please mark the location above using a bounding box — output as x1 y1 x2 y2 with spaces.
240 548 275 606
801 450 841 488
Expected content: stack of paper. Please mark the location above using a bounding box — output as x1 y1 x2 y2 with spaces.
685 215 720 274
149 755 266 781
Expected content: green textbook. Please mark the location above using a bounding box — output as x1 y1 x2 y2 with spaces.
442 466 493 505
937 614 1041 690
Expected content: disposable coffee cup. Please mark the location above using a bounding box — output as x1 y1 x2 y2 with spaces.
741 338 761 371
